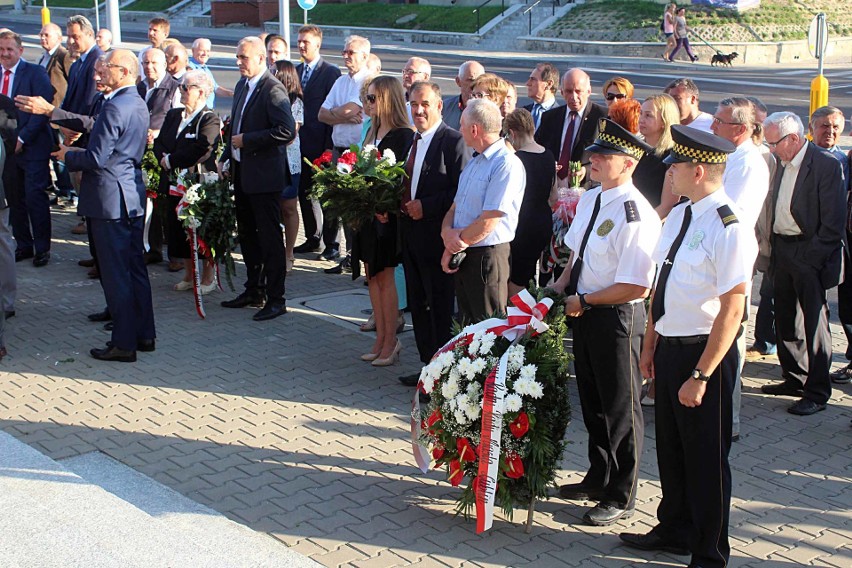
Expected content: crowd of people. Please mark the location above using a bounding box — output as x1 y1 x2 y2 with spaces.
1 14 851 568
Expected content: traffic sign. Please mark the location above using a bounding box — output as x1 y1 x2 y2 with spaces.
808 13 829 59
297 0 317 10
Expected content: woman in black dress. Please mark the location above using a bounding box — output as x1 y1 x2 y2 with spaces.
637 93 681 218
153 70 221 293
504 109 556 295
353 76 414 367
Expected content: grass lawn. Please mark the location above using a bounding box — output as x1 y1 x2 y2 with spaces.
46 0 103 8
298 4 505 34
124 0 177 11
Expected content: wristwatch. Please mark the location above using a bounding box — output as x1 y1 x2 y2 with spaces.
690 369 710 382
578 294 592 311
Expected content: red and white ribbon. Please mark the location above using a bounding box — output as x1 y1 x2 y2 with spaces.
171 181 206 319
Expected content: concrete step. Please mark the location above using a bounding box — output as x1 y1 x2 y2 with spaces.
0 431 319 568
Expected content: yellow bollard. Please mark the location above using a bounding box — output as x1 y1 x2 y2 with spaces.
41 1 50 26
809 74 829 118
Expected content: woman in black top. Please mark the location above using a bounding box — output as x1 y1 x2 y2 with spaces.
504 109 556 295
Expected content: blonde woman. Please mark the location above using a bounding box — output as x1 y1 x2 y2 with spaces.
637 94 681 218
662 3 677 61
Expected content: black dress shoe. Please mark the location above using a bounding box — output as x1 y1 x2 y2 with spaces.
317 247 340 261
4 310 14 319
324 263 343 274
399 373 420 387
761 380 804 397
294 239 322 253
107 339 155 352
221 291 265 309
788 398 827 416
33 252 50 267
88 309 112 322
558 482 605 501
90 346 137 362
619 531 690 556
14 250 33 262
78 258 96 268
143 251 163 265
104 322 114 331
253 302 287 321
583 502 634 526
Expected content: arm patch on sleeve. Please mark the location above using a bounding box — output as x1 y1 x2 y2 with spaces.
717 204 739 227
624 200 640 223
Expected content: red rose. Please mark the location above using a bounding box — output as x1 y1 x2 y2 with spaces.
509 412 530 439
448 459 464 486
338 151 358 166
504 454 524 479
457 438 476 463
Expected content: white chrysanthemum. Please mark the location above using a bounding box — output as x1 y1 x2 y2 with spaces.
468 334 481 356
478 332 497 355
420 368 436 394
466 381 481 397
184 186 201 204
362 144 377 155
442 376 460 399
470 358 488 376
527 380 544 399
504 393 523 413
435 351 455 370
513 377 532 397
457 357 475 379
506 344 526 373
519 364 538 382
382 148 396 165
454 409 470 425
202 172 219 185
448 367 461 384
464 400 481 420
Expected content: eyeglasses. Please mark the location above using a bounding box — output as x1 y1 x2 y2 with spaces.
605 93 626 102
402 69 425 76
469 92 488 99
341 50 362 56
764 133 791 148
712 115 743 127
365 94 377 103
104 63 128 72
179 84 199 92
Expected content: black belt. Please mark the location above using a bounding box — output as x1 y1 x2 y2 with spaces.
658 334 709 345
774 233 808 243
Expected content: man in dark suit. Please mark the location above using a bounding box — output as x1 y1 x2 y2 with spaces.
398 81 467 386
523 62 559 131
58 49 155 362
219 36 296 322
38 23 75 202
760 111 846 415
293 24 340 254
63 16 102 117
535 68 605 186
1 29 55 267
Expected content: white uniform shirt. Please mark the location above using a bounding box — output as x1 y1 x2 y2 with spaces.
321 67 370 148
773 141 809 236
652 191 757 337
687 112 715 134
723 138 770 230
564 182 662 296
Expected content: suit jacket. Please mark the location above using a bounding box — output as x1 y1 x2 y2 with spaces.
153 107 221 194
137 73 179 131
401 122 468 253
220 70 295 194
295 58 340 160
535 102 605 179
9 60 55 162
44 46 73 107
62 46 103 115
65 86 150 220
50 92 105 135
770 142 846 287
441 95 464 131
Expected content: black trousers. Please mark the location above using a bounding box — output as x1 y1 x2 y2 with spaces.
233 163 286 303
455 243 510 324
572 303 644 508
401 231 455 364
838 230 852 360
654 337 735 568
772 239 832 404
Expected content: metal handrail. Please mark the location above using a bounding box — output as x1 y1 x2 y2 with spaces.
472 0 505 35
523 0 560 35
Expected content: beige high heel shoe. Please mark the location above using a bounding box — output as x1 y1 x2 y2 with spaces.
361 351 380 362
372 340 401 367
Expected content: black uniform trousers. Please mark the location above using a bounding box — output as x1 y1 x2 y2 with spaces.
232 162 286 304
837 229 852 360
654 337 736 568
772 238 832 404
572 302 644 508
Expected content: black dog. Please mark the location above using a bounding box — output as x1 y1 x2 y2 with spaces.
711 52 739 67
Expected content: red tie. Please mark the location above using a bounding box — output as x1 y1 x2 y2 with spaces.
557 111 578 180
401 132 421 214
0 69 10 97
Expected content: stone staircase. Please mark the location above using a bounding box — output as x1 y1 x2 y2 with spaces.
0 431 320 568
478 0 565 50
166 0 209 27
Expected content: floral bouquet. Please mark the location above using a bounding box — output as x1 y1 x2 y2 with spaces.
141 147 162 200
412 287 571 533
304 145 407 229
542 161 585 282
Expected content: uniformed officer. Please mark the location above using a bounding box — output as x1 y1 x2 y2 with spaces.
620 126 756 568
550 118 661 526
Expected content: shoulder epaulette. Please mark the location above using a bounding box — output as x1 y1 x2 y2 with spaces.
717 204 738 227
624 200 640 223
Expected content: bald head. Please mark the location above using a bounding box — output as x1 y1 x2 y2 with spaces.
456 60 485 104
106 49 139 88
39 23 62 51
561 68 592 112
96 28 112 51
164 42 188 76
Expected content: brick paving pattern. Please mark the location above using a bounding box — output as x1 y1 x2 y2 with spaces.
1 206 851 567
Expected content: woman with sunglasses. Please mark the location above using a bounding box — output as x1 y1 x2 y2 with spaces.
153 70 221 293
601 77 634 110
355 76 415 367
273 60 304 273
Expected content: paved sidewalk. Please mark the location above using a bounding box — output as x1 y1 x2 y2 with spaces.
1 207 851 567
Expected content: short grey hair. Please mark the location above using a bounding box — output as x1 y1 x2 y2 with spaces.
67 15 95 36
810 105 844 125
192 37 211 50
718 96 755 126
345 35 370 55
406 56 431 76
764 111 804 138
463 99 503 134
237 36 265 57
182 69 213 99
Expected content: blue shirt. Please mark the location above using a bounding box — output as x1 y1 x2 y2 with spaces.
453 138 526 246
188 57 219 110
826 145 850 190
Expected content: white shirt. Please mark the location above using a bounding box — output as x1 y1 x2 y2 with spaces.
773 141 808 236
0 60 20 99
559 105 584 153
104 84 134 101
232 70 265 162
39 45 58 67
409 120 441 200
564 182 661 296
722 138 770 229
686 111 714 133
322 68 370 148
652 191 757 337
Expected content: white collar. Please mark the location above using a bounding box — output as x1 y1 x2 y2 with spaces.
104 84 134 101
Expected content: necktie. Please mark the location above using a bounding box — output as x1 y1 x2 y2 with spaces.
301 64 312 88
557 111 578 180
531 103 542 130
401 132 422 214
650 205 693 323
566 192 602 296
0 69 10 97
39 52 50 67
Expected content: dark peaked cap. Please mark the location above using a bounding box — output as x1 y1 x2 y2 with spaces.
664 125 736 165
585 118 652 160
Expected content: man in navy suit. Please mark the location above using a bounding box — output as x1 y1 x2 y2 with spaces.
0 29 55 267
398 82 468 386
293 25 341 254
58 49 155 363
219 37 296 322
63 16 102 118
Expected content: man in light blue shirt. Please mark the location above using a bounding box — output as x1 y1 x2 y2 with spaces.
188 37 233 111
441 99 525 323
